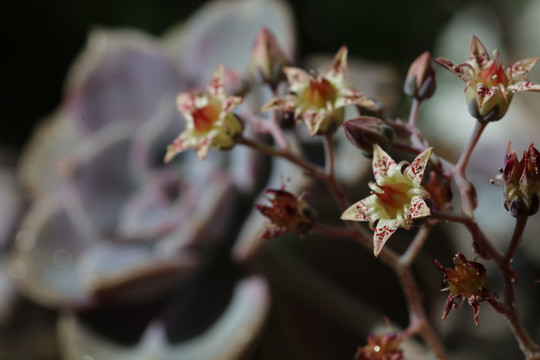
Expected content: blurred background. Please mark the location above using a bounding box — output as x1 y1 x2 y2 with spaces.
2 0 540 359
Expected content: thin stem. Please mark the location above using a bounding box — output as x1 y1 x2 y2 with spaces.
452 120 487 217
238 136 325 178
504 216 527 265
408 98 422 127
323 133 335 176
399 225 431 267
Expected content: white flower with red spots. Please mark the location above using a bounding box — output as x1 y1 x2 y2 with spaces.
436 36 540 121
164 64 243 162
341 145 432 256
261 46 374 135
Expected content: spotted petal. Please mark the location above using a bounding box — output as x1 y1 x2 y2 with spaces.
469 36 490 68
164 133 190 163
373 219 399 257
302 109 328 135
327 45 347 81
260 95 297 113
372 145 397 184
409 195 431 219
434 58 471 82
341 195 377 222
507 81 540 93
283 67 311 89
404 147 432 185
334 88 374 108
509 56 539 81
207 64 225 98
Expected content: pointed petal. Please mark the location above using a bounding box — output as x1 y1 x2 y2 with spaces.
341 195 377 221
327 45 348 80
176 92 198 119
404 147 432 184
435 58 472 82
195 137 212 160
372 145 396 184
302 109 328 135
260 95 297 112
223 95 243 113
469 36 490 67
507 81 540 93
207 64 225 97
509 56 539 81
164 133 190 163
409 195 431 219
373 219 399 256
334 88 374 108
283 67 311 88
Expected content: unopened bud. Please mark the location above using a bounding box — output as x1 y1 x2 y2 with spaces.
501 142 540 217
250 27 289 88
343 116 394 156
404 51 436 100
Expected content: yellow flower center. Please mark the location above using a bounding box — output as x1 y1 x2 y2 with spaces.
300 77 337 109
374 182 413 218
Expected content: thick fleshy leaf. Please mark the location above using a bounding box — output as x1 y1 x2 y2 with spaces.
404 147 432 185
58 276 270 360
164 0 295 88
372 145 397 184
340 195 376 222
67 28 183 133
373 219 399 257
469 35 490 67
409 195 431 219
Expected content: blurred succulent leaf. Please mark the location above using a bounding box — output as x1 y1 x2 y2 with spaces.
162 0 295 87
59 276 270 360
66 28 184 133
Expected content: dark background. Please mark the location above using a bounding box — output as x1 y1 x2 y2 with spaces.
3 0 474 156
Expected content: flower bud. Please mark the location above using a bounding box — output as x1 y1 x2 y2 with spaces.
435 253 490 325
343 116 394 156
255 189 316 239
250 27 289 88
501 142 540 217
403 51 436 100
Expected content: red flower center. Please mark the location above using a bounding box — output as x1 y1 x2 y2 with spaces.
479 61 509 87
301 77 337 108
374 183 411 217
192 105 219 133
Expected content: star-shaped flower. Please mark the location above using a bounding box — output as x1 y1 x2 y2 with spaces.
164 64 243 162
341 145 432 256
261 46 374 135
434 253 491 326
436 36 540 122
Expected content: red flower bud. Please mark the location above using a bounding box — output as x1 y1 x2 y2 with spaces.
343 116 394 156
404 51 436 100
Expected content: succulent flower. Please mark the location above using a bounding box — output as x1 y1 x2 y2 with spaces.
403 51 437 100
261 46 375 135
499 142 540 217
164 64 244 162
435 36 540 122
434 253 490 326
341 145 432 256
255 188 316 239
354 332 403 360
250 27 290 88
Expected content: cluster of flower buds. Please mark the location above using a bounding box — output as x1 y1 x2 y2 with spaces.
255 188 316 239
354 332 403 360
435 253 491 326
343 116 395 156
403 51 437 101
499 142 540 217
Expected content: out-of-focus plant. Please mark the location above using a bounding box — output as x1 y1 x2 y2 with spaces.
5 1 540 360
